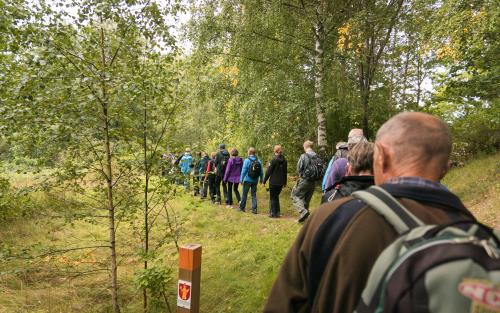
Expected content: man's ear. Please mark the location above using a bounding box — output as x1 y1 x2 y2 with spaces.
438 160 452 180
375 142 388 171
347 164 353 176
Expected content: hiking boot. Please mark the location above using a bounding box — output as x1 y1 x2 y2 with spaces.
298 210 310 223
252 210 257 214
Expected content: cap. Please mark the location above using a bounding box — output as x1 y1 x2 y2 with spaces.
219 144 225 149
348 135 366 145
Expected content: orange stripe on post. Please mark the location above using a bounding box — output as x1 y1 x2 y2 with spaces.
179 244 202 270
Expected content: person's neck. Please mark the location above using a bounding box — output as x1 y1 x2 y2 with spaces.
356 170 373 176
381 170 442 184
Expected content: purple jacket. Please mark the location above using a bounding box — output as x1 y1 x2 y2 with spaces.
224 157 243 183
324 158 348 191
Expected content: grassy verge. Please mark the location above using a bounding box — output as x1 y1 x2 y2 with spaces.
0 184 312 313
443 152 500 227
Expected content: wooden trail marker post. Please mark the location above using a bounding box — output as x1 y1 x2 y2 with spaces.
177 244 202 313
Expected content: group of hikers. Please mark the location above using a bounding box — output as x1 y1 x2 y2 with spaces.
162 128 374 222
163 144 287 218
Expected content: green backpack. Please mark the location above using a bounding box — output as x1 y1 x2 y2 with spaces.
352 186 500 313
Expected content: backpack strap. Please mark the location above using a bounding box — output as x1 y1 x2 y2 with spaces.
352 186 424 235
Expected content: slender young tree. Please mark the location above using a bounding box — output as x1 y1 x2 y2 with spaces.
1 0 180 311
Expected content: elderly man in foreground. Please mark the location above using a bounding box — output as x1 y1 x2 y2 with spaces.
264 112 477 313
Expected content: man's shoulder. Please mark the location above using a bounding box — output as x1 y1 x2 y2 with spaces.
307 197 366 234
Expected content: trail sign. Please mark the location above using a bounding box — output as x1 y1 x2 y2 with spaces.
177 244 202 313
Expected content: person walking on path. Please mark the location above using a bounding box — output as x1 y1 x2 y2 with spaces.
291 140 322 223
214 144 230 205
204 152 217 202
192 152 202 196
239 147 264 214
323 130 367 192
263 145 288 218
321 142 348 192
198 152 210 198
223 148 243 208
321 141 375 203
179 148 193 190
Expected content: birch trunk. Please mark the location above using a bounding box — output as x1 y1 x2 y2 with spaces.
99 23 121 313
314 2 328 153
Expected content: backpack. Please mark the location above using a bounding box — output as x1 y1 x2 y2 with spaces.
247 159 262 179
180 155 193 174
216 151 230 177
198 157 209 175
320 184 346 204
321 176 375 204
351 186 500 313
332 144 348 163
206 160 216 175
302 154 326 181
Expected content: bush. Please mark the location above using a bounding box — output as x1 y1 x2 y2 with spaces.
0 176 33 221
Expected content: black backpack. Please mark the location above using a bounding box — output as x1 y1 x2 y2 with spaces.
248 159 262 179
302 154 325 181
217 151 230 177
221 154 229 170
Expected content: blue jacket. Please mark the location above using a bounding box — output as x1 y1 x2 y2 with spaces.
322 158 335 191
179 153 193 174
240 155 264 183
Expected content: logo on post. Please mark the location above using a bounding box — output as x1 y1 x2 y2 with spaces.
177 280 192 309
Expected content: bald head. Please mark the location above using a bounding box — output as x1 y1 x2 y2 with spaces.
348 128 364 139
374 112 452 184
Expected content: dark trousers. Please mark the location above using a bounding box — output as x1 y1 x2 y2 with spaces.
193 175 200 195
227 182 241 205
291 178 316 214
201 178 209 198
207 175 216 201
215 176 228 204
239 182 258 212
269 185 283 217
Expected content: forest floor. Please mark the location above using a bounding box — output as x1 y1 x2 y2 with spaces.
0 153 498 313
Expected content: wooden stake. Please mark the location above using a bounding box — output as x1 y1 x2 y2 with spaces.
177 244 202 313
